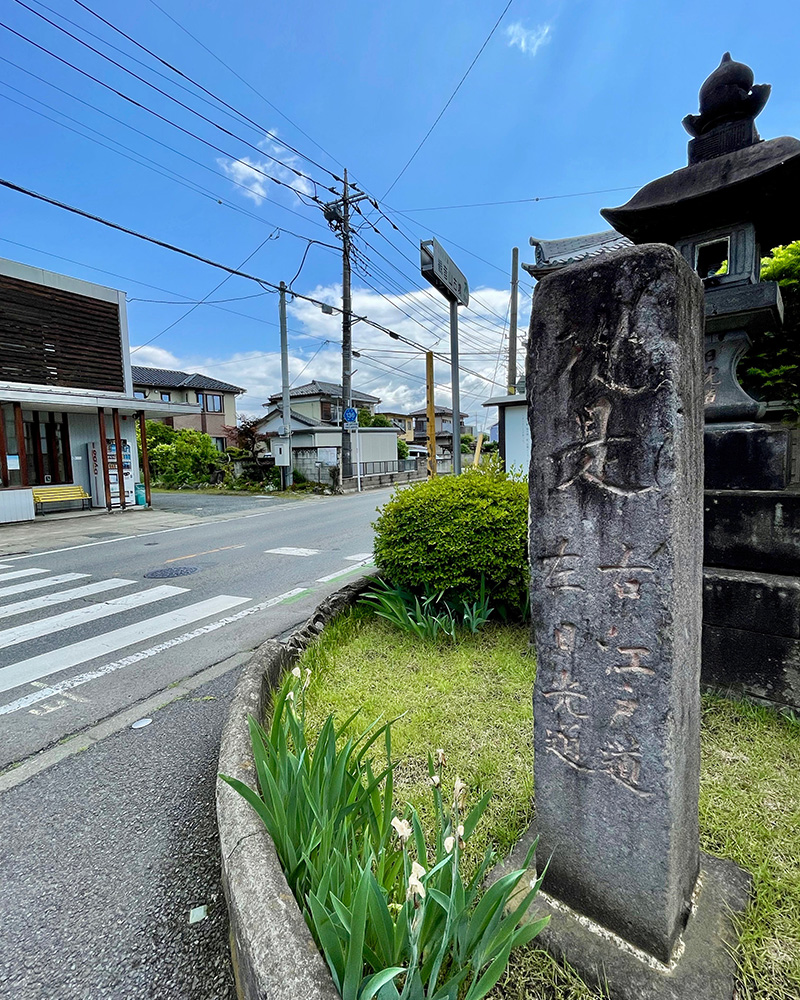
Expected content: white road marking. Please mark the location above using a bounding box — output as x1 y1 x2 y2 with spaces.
0 585 186 648
0 588 305 713
0 573 89 599
0 579 136 620
345 552 373 561
0 594 248 695
265 547 321 557
2 500 340 561
316 557 374 583
0 568 48 584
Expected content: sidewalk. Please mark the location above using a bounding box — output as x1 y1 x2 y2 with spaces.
0 664 242 999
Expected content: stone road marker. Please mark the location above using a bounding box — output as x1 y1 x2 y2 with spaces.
524 244 750 999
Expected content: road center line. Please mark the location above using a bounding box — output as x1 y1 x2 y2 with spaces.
2 500 340 561
164 544 246 563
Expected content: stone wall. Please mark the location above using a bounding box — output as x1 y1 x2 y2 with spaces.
701 423 800 711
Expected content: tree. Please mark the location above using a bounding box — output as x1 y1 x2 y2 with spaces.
222 415 266 453
397 437 409 459
740 240 800 416
357 409 393 428
147 428 222 488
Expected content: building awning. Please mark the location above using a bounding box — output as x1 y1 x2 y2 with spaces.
0 382 201 417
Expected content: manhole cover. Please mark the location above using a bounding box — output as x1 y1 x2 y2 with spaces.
144 565 199 579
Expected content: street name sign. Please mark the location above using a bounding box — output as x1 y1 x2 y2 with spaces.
420 238 469 306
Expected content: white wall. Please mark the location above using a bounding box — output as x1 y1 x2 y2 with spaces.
504 402 531 475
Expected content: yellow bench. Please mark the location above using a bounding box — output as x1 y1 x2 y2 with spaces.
32 485 92 515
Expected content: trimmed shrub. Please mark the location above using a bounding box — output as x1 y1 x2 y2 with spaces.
372 465 529 611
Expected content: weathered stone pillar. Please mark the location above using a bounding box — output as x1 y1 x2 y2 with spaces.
521 245 748 1000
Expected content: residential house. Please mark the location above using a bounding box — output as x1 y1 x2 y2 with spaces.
0 258 199 522
266 381 380 426
409 406 468 456
377 410 414 442
256 406 400 484
131 366 244 450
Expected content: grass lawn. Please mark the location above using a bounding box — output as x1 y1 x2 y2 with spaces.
296 609 800 1000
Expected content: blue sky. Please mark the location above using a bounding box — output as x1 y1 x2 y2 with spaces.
2 0 799 428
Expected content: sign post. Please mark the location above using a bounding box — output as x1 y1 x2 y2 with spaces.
343 407 360 491
420 238 468 474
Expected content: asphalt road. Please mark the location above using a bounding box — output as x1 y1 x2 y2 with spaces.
0 488 392 769
0 488 393 999
1 669 240 1000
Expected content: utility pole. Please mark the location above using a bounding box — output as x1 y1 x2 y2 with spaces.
279 281 292 488
426 351 437 479
508 246 519 394
323 169 366 482
340 168 353 480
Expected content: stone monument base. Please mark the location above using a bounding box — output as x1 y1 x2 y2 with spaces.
494 828 751 1000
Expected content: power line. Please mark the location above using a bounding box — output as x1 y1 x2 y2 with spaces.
382 0 516 199
70 0 341 180
0 54 334 236
11 0 336 198
394 186 642 212
0 177 505 388
131 232 279 353
0 21 323 208
144 0 344 174
0 83 340 247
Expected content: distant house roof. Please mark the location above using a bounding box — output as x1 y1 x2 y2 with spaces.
523 229 633 280
267 380 380 405
131 365 245 394
258 407 326 428
408 406 469 418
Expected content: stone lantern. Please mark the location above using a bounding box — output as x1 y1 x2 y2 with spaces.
601 53 800 488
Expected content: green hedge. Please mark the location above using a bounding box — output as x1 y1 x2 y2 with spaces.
372 466 529 611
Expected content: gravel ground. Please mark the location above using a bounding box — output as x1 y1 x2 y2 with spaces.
0 670 241 1000
150 490 306 518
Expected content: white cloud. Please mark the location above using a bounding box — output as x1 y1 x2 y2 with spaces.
130 280 523 431
219 132 315 207
505 21 551 58
129 344 183 368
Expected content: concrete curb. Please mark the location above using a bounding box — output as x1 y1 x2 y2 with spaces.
216 576 375 1000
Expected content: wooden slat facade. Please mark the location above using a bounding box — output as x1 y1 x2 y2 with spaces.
0 274 125 391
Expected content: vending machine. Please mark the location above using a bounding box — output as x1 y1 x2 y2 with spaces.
88 439 135 507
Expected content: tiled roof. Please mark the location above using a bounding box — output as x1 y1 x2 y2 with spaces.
131 366 245 394
408 406 469 417
258 407 326 428
523 230 633 279
267 380 380 404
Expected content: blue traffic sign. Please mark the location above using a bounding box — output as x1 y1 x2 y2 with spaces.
343 407 358 423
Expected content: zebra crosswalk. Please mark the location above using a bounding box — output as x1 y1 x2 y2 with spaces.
0 566 250 702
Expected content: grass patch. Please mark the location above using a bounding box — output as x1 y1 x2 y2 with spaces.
295 610 800 1000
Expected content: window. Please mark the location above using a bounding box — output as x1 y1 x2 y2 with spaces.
695 238 730 280
133 390 146 400
213 436 227 451
199 393 222 412
160 391 171 402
